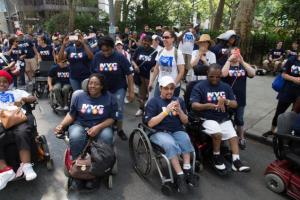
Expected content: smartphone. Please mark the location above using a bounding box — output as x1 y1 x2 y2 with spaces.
233 48 240 56
69 35 78 41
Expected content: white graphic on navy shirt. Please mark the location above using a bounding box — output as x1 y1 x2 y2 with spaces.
99 63 118 72
207 91 226 103
80 104 104 115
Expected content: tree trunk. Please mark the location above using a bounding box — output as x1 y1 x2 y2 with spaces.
208 0 215 29
68 0 76 32
233 0 257 58
212 0 225 31
115 0 121 24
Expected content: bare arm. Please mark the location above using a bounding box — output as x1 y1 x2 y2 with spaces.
241 60 255 78
82 42 94 60
175 64 184 85
222 60 231 77
47 77 53 91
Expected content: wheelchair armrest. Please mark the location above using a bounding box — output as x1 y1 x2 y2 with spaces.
138 123 156 137
276 133 300 142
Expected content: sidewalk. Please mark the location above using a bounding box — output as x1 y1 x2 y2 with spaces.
244 75 280 145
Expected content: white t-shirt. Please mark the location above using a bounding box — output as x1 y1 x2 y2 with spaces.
188 50 216 81
153 45 163 53
178 32 195 55
0 89 30 111
155 47 185 87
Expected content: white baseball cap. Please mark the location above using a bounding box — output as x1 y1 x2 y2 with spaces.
159 76 175 87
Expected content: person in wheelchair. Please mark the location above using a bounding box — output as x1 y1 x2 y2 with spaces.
0 70 37 190
47 57 71 111
190 64 250 173
144 76 197 194
55 73 118 191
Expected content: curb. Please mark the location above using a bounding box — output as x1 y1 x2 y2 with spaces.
245 131 273 146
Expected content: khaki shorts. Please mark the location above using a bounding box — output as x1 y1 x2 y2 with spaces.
25 58 38 73
183 53 192 70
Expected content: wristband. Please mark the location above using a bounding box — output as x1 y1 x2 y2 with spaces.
162 111 169 116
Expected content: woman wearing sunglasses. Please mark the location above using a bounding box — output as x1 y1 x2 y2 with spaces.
148 30 185 97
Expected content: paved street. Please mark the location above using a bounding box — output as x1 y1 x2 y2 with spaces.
0 75 288 200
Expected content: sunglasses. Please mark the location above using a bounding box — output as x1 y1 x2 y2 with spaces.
162 36 172 39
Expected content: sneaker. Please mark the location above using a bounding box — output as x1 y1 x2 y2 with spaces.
21 163 37 181
176 174 188 194
56 106 64 110
117 130 128 141
239 139 246 150
0 166 15 190
63 106 69 111
135 109 143 117
232 159 251 172
124 97 129 104
262 131 274 138
183 169 199 187
213 154 226 171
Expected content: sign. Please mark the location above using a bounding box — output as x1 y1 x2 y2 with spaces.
0 0 7 12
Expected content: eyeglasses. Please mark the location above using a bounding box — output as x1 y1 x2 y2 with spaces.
162 36 171 39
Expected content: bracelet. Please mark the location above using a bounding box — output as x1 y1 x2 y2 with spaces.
162 111 169 116
226 99 230 106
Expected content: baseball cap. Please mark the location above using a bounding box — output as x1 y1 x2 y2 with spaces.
115 40 123 46
159 76 175 87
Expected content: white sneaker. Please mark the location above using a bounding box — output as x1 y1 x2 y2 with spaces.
0 167 15 190
135 109 143 117
63 106 69 111
56 106 64 110
21 163 37 181
124 97 129 104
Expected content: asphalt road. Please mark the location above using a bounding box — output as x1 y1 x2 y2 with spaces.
0 98 287 200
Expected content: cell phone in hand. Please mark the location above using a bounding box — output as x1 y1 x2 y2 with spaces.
69 35 78 41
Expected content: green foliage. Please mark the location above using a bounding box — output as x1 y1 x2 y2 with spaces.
44 12 109 34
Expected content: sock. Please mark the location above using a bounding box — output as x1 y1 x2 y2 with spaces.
183 164 191 170
232 154 240 161
177 171 184 175
213 152 220 155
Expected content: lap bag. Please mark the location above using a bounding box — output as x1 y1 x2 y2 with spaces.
90 140 116 177
0 107 28 129
272 74 285 92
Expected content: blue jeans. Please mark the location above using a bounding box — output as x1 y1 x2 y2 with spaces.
233 106 245 126
154 82 180 98
68 124 114 159
69 77 85 91
150 131 194 159
111 88 126 121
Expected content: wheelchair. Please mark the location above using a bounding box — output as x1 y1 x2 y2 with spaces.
264 133 300 199
48 87 72 114
3 103 53 181
56 126 118 191
32 61 53 98
129 123 197 196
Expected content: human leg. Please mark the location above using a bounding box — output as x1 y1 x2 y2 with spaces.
112 88 127 140
62 84 72 109
53 83 63 107
68 124 88 159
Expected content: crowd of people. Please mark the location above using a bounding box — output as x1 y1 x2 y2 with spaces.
0 23 299 193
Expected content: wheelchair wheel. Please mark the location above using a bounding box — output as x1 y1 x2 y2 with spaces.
265 173 286 193
38 135 53 170
129 128 153 177
34 82 46 98
161 183 173 196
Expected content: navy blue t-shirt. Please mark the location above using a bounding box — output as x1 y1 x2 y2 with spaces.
287 49 298 59
18 39 36 59
144 96 186 132
223 64 248 106
190 80 236 122
69 90 118 128
65 45 91 79
210 43 229 66
282 57 300 89
48 64 70 85
92 51 134 93
37 45 54 61
132 46 157 79
270 48 285 59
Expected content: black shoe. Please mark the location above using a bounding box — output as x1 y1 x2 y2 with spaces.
239 139 246 150
262 131 274 138
117 130 128 141
183 169 199 187
176 174 188 194
213 154 226 171
85 179 100 191
232 159 251 172
69 178 85 192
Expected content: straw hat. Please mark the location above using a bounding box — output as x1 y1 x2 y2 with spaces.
196 34 214 46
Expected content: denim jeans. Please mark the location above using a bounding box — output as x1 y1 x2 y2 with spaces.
153 82 181 98
68 124 114 159
233 106 245 126
53 83 71 107
69 77 85 91
150 131 194 159
111 88 126 121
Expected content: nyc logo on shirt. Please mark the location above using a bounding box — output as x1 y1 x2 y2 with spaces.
229 69 246 77
12 49 21 55
57 72 69 78
80 104 104 115
99 63 118 72
273 51 282 56
183 33 194 43
70 52 83 59
40 50 50 56
0 92 15 103
221 48 229 55
207 91 226 103
291 65 300 75
138 55 151 62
